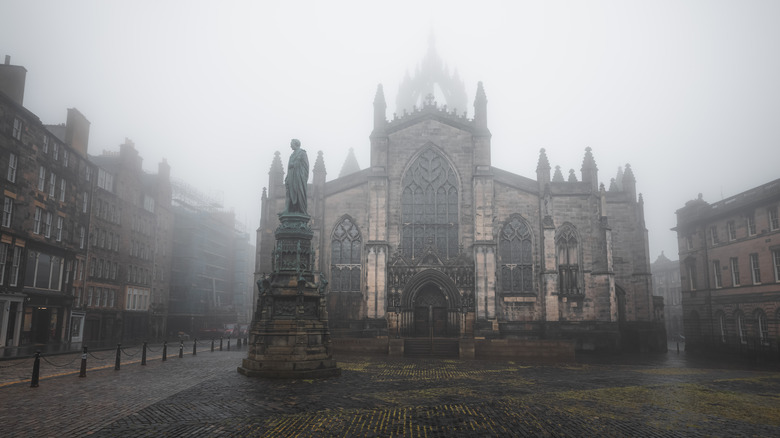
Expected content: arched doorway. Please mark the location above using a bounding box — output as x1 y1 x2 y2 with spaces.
412 284 448 337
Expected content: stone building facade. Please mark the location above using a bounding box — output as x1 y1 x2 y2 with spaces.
257 57 665 352
675 180 780 354
651 252 682 340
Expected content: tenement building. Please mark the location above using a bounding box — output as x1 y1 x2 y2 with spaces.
675 180 780 354
256 46 665 353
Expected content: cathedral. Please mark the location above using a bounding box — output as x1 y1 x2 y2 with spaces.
256 44 666 353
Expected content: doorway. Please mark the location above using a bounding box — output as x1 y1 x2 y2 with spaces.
412 284 449 337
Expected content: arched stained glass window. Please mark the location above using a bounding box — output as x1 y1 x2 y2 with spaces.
330 217 361 293
556 225 580 295
401 148 459 259
499 216 533 293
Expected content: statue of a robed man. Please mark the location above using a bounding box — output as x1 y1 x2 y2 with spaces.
284 139 309 215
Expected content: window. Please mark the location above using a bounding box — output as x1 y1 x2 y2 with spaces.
557 225 580 294
38 166 46 191
718 312 726 343
56 217 63 241
59 178 66 202
710 226 719 245
736 312 747 344
773 250 780 282
10 246 21 286
499 216 534 294
48 173 56 197
756 310 769 344
43 135 49 153
82 191 88 213
770 207 779 231
713 260 722 288
63 149 69 167
89 258 96 277
33 207 42 234
85 166 91 182
2 197 13 227
53 143 59 160
686 259 697 291
79 226 86 249
686 235 693 250
727 221 737 241
330 217 362 293
0 243 7 284
87 287 93 306
97 168 114 192
23 251 63 290
44 212 52 238
730 257 740 286
12 117 22 140
143 195 155 213
401 148 459 259
7 153 17 182
747 213 756 236
750 253 761 284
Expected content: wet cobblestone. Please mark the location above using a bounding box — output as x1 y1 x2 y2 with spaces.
1 349 779 437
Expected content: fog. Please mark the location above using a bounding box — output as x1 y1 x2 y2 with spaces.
2 0 779 260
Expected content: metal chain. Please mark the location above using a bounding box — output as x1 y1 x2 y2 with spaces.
0 358 33 368
120 346 140 357
41 354 80 368
88 351 111 361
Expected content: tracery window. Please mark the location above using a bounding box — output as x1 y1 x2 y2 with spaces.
499 216 533 293
330 217 361 293
401 148 459 259
556 225 580 294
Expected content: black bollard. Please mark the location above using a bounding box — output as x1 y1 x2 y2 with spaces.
211 338 215 352
162 340 168 362
676 342 680 354
227 337 231 351
115 344 121 370
219 337 223 351
30 351 41 388
142 342 147 366
79 346 88 378
193 339 197 356
179 340 184 358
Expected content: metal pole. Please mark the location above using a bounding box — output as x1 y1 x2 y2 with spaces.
227 337 231 351
179 340 184 358
114 344 121 370
30 351 41 387
162 340 167 361
193 339 197 356
211 338 215 352
79 346 87 378
219 337 223 351
142 342 147 365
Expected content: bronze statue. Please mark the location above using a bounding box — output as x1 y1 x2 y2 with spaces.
284 139 309 215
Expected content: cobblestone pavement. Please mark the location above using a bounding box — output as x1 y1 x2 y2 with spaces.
1 346 780 437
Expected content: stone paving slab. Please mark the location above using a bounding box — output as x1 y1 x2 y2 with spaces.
1 349 779 437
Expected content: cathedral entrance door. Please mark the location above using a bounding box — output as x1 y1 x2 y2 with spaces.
412 285 448 337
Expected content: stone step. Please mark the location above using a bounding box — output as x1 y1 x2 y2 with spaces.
404 339 459 358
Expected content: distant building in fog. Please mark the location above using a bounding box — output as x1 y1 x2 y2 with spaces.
675 180 780 355
651 252 682 340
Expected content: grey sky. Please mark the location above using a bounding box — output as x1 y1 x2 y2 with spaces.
2 0 779 260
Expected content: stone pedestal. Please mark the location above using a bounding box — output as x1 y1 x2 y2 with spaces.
238 213 340 379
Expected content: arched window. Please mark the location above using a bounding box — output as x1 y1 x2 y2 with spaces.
735 311 747 344
401 148 459 259
330 217 361 293
717 311 727 343
499 216 533 294
556 225 580 294
755 309 769 345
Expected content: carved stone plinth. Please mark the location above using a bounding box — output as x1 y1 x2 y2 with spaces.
238 212 340 379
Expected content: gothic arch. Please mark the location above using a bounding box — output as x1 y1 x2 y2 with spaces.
329 215 362 294
555 222 582 295
498 214 535 294
400 144 461 260
401 269 460 309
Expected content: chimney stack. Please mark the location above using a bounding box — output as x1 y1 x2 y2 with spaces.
0 55 27 105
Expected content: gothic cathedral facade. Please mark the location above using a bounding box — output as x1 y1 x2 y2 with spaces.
256 55 665 352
